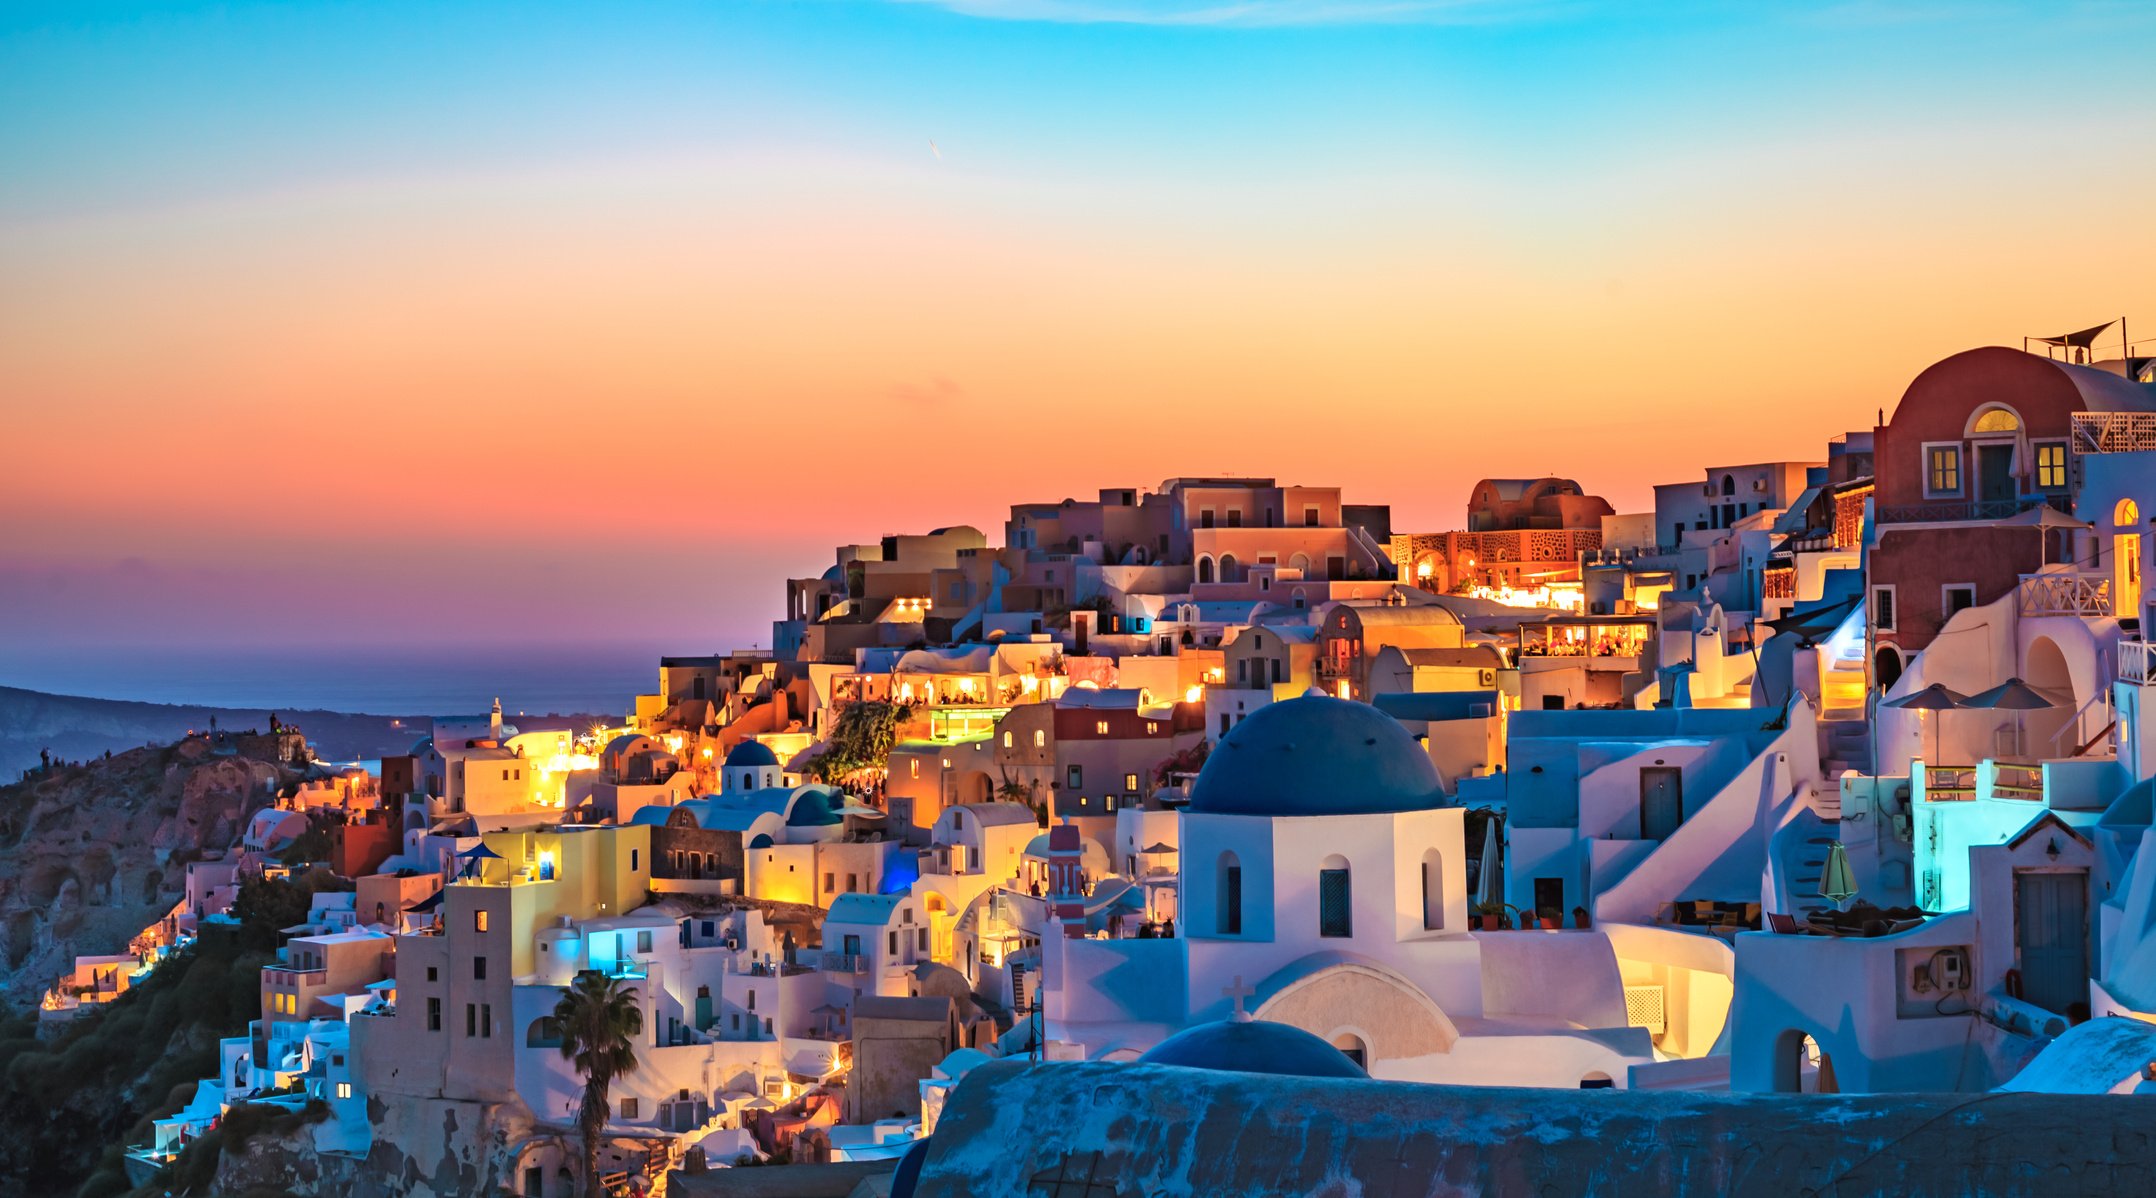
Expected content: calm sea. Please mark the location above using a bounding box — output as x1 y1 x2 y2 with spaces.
0 641 679 718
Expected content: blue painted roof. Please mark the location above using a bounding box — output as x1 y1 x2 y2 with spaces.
1372 690 1500 723
1186 695 1444 817
726 740 780 768
1138 1019 1369 1079
827 893 906 926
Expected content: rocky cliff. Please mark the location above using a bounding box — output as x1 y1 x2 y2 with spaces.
0 736 297 1010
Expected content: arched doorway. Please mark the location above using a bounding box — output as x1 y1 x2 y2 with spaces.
2024 635 2076 757
1874 645 1903 692
1771 1029 1837 1093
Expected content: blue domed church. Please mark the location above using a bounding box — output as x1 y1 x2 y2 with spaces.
1038 693 1659 1088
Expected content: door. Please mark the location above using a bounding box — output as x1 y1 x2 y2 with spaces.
2117 533 2142 619
2016 871 2089 1016
1640 768 1683 840
1977 443 2015 504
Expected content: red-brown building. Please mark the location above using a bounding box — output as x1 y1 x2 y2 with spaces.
1868 347 2156 681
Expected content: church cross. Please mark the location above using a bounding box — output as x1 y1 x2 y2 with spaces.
1224 975 1254 1022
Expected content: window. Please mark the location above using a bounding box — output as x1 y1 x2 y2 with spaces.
1124 773 1139 790
475 911 489 933
1200 508 1215 529
1319 857 1353 938
1971 406 2020 434
1304 505 1320 527
918 928 929 950
482 1004 493 1037
2036 443 2067 489
473 956 486 980
823 872 835 892
637 930 653 954
1942 584 1976 618
746 990 756 1010
1421 850 1444 930
465 1003 476 1037
1033 730 1046 748
1227 508 1243 528
1925 444 1962 496
888 931 898 954
336 1082 352 1099
1067 765 1083 788
911 758 920 778
427 997 442 1031
1095 720 1110 735
620 1097 639 1119
1218 853 1243 935
1872 585 1897 632
630 849 640 872
1003 731 1013 748
1104 795 1118 812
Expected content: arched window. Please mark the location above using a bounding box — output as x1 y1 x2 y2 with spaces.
1720 474 1736 496
526 1016 562 1048
1330 1032 1367 1069
1290 552 1311 575
1220 554 1239 583
1319 854 1352 938
1970 406 2021 435
2118 499 2141 528
1217 850 1242 935
1197 556 1215 585
1421 849 1444 930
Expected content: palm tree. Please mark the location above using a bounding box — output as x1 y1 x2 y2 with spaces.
554 970 643 1197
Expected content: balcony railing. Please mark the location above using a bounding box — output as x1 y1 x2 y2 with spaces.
2123 641 2155 687
1875 497 2044 525
2072 411 2156 455
2018 572 2112 618
818 952 867 974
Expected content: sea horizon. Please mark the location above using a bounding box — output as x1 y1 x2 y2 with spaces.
0 639 700 718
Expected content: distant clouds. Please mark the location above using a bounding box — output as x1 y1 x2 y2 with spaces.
890 0 1572 27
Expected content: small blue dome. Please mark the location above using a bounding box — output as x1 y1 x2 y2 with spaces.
1139 1019 1368 1079
725 740 780 768
1186 695 1443 817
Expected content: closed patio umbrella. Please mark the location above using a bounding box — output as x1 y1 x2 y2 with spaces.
1475 815 1503 915
1881 682 1969 766
1819 842 1857 911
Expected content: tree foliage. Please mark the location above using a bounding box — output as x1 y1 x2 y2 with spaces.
804 701 912 782
554 971 644 1197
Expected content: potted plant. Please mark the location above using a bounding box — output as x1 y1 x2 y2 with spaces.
1475 902 1506 931
1537 908 1561 930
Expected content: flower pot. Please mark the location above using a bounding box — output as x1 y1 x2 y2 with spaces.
1539 917 1559 930
1479 913 1502 931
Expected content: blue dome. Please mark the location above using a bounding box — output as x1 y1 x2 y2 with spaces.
1185 695 1443 816
725 740 780 768
1139 1018 1369 1079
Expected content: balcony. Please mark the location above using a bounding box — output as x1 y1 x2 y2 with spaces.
2017 571 2111 618
1874 497 2048 525
2124 641 2155 687
2072 411 2156 454
818 952 867 974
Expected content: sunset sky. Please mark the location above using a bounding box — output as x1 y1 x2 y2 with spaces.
4 0 2153 672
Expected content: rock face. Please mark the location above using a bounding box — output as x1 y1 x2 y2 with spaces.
214 1094 546 1198
0 739 294 1009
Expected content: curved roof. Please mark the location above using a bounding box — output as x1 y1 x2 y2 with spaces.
1344 605 1462 628
725 740 780 768
1138 1018 1368 1079
1186 695 1444 817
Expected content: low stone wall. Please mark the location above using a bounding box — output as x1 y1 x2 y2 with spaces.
918 1060 2156 1196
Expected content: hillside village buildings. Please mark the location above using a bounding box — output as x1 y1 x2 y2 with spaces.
105 331 2156 1194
